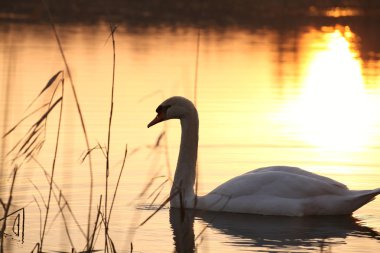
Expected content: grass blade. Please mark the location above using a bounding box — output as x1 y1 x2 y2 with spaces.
41 1 95 245
107 145 127 223
139 190 179 227
2 103 49 138
104 23 118 253
26 70 63 110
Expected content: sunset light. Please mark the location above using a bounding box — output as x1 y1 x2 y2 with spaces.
2 2 380 252
289 28 376 150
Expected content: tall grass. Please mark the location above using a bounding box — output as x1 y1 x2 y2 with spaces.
193 27 201 209
1 12 125 253
0 167 18 253
104 24 117 253
40 72 64 251
1 2 205 252
41 0 95 247
0 30 15 253
3 70 65 251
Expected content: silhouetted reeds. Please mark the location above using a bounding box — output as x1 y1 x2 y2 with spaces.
41 0 95 246
1 0 207 251
1 18 125 253
1 64 65 252
104 24 117 253
139 189 180 227
40 73 64 251
0 166 18 253
31 157 87 245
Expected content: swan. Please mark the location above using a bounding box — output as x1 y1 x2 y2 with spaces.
147 96 380 216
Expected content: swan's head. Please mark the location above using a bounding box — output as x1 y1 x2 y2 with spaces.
147 96 196 128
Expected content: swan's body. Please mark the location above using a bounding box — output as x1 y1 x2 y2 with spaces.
148 96 380 216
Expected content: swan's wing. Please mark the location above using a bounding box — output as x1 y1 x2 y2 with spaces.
201 167 377 215
208 168 348 199
245 166 348 190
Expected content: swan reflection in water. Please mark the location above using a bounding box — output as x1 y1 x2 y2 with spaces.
169 208 380 252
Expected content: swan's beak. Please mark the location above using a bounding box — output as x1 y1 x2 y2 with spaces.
147 113 164 128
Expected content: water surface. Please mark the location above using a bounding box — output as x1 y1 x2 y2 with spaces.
1 12 380 253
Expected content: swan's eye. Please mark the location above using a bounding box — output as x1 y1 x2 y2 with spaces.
156 105 171 113
155 105 162 113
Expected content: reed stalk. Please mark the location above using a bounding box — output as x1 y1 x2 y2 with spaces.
0 33 14 186
34 157 87 238
193 28 201 209
0 166 18 253
108 145 128 222
0 36 12 253
89 195 103 252
39 76 64 250
104 24 117 253
40 1 95 248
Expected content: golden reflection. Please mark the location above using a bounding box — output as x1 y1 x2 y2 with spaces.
289 27 377 150
324 7 362 18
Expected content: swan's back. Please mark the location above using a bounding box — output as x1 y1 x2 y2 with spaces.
208 166 348 199
247 166 348 189
198 166 380 216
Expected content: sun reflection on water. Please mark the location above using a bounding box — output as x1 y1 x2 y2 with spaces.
324 7 362 18
288 27 378 151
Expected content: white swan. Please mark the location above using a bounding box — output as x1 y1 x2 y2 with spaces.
148 96 380 216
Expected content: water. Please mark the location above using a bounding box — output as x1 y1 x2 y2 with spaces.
1 6 380 253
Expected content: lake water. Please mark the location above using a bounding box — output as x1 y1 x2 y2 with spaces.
1 8 380 253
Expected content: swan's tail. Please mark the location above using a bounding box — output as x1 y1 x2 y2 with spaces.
349 188 380 213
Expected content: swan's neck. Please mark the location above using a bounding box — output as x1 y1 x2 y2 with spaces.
170 111 199 208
